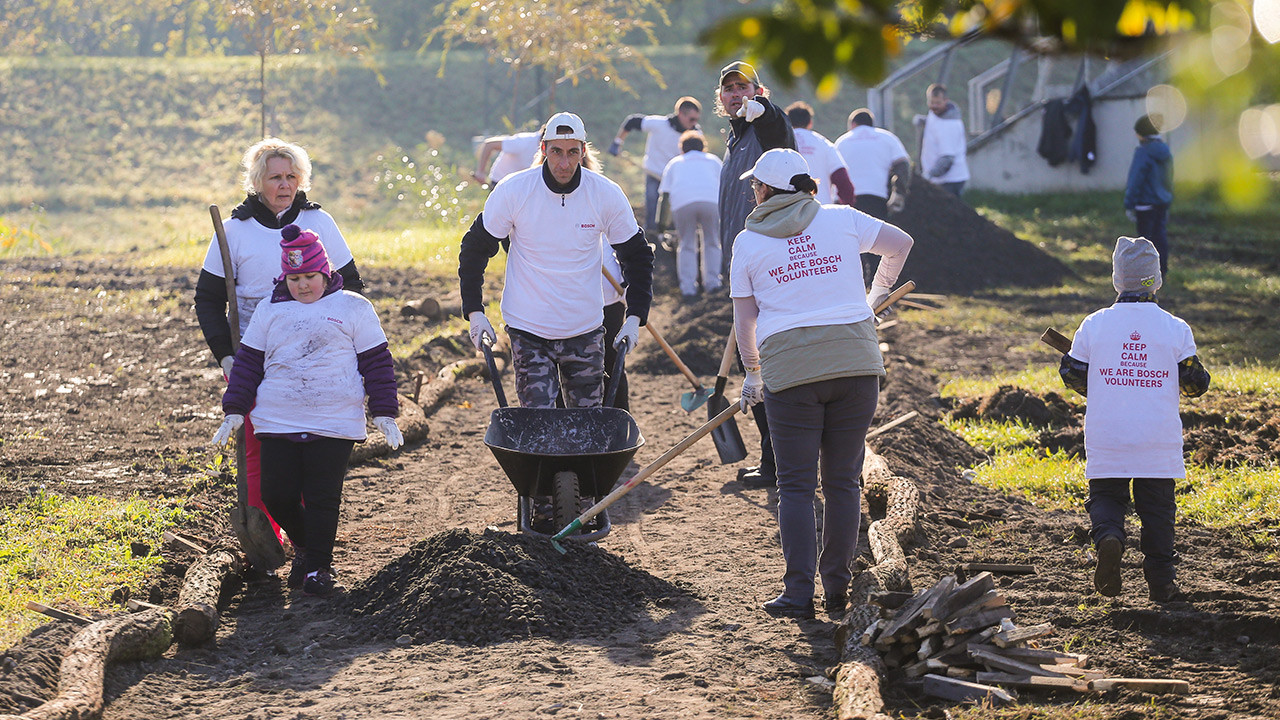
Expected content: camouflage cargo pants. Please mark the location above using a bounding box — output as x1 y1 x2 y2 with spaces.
509 326 605 409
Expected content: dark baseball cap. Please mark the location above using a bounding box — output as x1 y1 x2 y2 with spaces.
719 61 760 87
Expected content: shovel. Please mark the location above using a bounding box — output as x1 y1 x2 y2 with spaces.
706 326 748 464
551 401 744 553
210 204 286 571
602 267 711 412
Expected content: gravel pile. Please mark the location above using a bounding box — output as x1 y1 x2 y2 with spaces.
346 528 684 645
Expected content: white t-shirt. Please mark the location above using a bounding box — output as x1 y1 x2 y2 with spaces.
1070 302 1197 479
488 131 542 185
834 125 909 200
658 151 722 211
240 290 388 441
729 205 884 343
482 165 639 339
201 207 354 337
921 111 970 184
793 128 848 204
639 116 685 178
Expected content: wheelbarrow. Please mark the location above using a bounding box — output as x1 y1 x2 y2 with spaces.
480 335 644 543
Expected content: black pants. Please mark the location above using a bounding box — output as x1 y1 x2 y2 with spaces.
1135 205 1170 274
258 436 354 573
1086 478 1177 587
855 195 888 282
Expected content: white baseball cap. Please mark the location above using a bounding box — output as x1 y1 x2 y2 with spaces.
542 112 587 142
739 148 811 191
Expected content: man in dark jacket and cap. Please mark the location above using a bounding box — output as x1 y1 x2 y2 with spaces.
1124 114 1174 274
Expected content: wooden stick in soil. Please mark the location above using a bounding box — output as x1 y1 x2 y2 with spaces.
25 602 90 625
865 410 919 440
173 549 240 646
162 530 208 554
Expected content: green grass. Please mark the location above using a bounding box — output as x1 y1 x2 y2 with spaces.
0 492 186 650
941 417 1042 453
941 365 1067 399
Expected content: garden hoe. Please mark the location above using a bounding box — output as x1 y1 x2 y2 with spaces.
210 204 286 572
602 267 711 412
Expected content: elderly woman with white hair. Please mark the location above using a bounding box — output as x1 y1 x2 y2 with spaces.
731 148 914 619
194 137 365 582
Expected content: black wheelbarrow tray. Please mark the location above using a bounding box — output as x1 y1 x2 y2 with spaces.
484 406 644 542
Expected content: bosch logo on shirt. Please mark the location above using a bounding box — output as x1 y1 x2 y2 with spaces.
579 223 597 230
327 317 344 325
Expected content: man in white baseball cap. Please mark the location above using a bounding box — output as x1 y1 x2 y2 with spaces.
459 110 654 410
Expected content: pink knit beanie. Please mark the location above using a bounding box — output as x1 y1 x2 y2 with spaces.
278 224 331 280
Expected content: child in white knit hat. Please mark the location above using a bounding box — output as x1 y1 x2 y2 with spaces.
1058 236 1209 604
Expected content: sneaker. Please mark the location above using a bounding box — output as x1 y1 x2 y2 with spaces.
763 595 815 619
824 592 849 617
303 569 339 598
1094 536 1123 597
287 549 308 590
1148 583 1188 603
738 465 777 489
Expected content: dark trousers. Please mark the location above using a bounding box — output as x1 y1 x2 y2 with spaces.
855 195 888 281
602 301 629 411
1086 478 1177 587
1135 205 1170 273
644 175 661 235
765 375 878 601
258 436 354 573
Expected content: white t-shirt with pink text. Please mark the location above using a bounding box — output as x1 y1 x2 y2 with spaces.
729 204 883 344
1069 302 1197 479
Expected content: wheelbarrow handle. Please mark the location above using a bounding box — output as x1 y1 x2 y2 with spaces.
480 336 508 408
604 336 629 408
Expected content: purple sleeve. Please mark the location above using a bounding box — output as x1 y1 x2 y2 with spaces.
222 345 265 415
358 342 399 418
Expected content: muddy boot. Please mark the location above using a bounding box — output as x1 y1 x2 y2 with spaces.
1148 583 1187 603
287 547 308 590
1094 536 1123 597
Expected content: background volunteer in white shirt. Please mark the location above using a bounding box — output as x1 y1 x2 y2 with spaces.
834 108 910 221
473 127 543 187
459 111 654 409
784 101 855 206
731 149 913 619
1058 236 1209 604
658 130 723 296
918 83 970 196
606 96 702 236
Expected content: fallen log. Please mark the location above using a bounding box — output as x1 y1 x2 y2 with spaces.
173 549 240 646
834 606 890 720
349 392 430 464
0 608 174 720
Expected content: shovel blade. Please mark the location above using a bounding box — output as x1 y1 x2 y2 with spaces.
707 393 748 464
680 387 711 413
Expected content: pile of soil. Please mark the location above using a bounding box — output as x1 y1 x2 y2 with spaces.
345 528 687 645
0 622 79 715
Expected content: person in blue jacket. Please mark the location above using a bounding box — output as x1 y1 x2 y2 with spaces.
1124 115 1174 274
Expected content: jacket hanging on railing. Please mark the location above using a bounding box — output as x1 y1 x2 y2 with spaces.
1065 85 1097 174
1037 98 1072 166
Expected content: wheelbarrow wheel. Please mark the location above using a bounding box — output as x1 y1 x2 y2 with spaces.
552 471 579 536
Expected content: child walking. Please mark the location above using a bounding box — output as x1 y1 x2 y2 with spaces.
1058 236 1209 603
213 224 402 597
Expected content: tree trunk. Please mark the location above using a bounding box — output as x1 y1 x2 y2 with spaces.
174 549 240 646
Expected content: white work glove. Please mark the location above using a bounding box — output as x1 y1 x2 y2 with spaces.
886 190 906 214
211 414 244 447
468 311 495 350
739 369 765 412
912 113 927 129
1125 209 1137 222
736 99 765 122
867 284 893 315
374 416 403 450
220 355 234 378
615 315 641 351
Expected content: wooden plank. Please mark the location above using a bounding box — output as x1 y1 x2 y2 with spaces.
126 599 164 612
945 666 976 679
968 643 1086 668
920 575 957 620
969 646 1068 678
866 410 919 440
26 601 90 625
897 298 937 311
877 319 899 331
941 571 995 618
913 619 944 639
942 624 1001 650
942 590 1006 623
993 622 1054 648
946 606 1014 635
917 635 941 661
881 578 950 641
976 671 1090 693
1090 678 1190 695
868 591 914 610
1039 664 1106 680
163 530 208 554
922 674 1016 704
963 563 1038 575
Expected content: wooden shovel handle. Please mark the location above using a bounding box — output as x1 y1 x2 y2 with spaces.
717 325 738 378
1040 327 1073 354
210 204 240 351
601 267 701 389
875 280 916 314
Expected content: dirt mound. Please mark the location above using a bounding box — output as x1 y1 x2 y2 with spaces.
0 622 80 713
892 175 1073 295
345 528 687 645
949 385 1079 428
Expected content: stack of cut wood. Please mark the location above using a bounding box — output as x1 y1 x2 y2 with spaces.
858 572 1190 704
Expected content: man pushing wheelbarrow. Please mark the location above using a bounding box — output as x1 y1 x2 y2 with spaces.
458 111 655 537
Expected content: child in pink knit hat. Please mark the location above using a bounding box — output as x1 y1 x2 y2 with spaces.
213 224 403 598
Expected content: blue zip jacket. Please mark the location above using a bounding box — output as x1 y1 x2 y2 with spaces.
1124 138 1173 209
